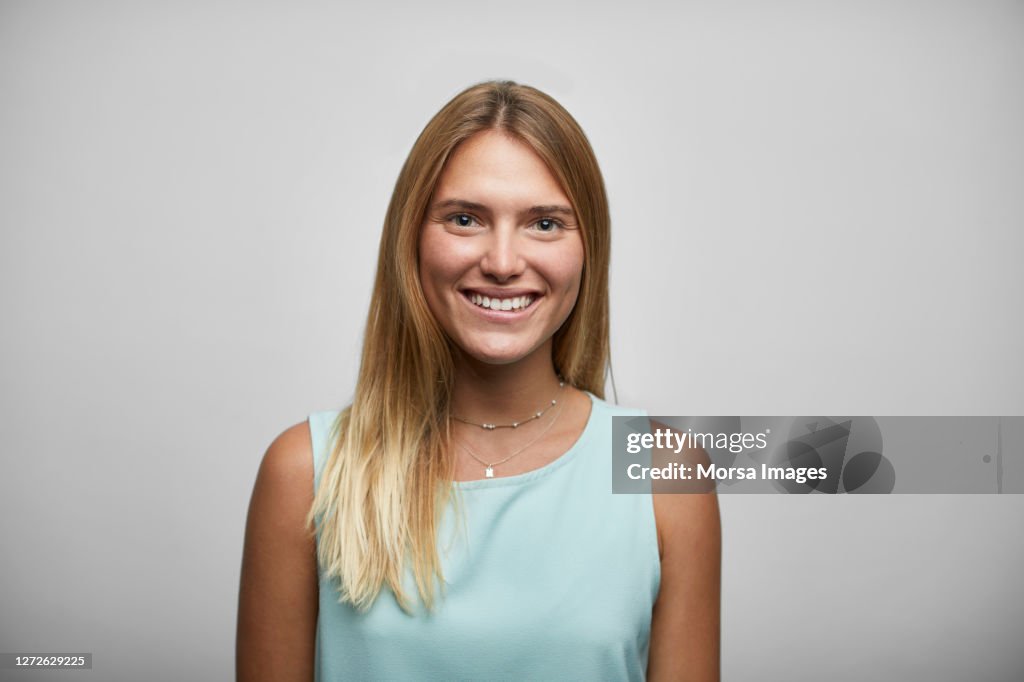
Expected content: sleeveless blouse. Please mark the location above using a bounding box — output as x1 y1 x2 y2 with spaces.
308 393 661 681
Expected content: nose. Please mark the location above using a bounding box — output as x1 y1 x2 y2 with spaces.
479 227 526 282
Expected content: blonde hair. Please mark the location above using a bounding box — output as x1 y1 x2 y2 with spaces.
307 80 611 614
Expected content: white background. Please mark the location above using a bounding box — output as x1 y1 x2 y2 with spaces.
2 1 1022 679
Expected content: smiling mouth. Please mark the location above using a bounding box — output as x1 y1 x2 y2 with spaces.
462 291 539 312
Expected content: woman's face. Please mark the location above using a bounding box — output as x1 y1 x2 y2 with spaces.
418 130 584 367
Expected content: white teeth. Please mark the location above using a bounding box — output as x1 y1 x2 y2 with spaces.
467 293 535 311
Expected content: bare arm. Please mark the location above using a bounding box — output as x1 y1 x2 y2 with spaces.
237 421 320 682
647 427 722 681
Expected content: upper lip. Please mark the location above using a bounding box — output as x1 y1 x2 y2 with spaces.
460 287 541 298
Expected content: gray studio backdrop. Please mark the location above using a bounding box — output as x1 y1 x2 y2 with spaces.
2 1 1022 680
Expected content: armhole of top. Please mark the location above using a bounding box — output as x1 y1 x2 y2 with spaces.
637 409 663 601
602 400 661 596
307 410 340 495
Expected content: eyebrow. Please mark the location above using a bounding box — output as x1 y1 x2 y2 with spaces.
431 198 576 218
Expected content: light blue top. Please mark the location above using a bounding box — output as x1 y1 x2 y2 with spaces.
308 393 661 681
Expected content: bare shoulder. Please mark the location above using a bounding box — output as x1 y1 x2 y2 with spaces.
651 473 720 561
242 419 318 562
256 420 315 499
646 420 719 556
241 419 318 571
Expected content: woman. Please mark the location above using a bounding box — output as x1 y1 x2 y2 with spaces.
237 80 720 681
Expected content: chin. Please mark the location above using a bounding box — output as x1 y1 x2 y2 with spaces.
458 339 539 366
465 348 532 366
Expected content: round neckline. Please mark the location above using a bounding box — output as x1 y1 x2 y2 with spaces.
452 391 599 490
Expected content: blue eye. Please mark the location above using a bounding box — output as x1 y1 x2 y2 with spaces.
534 218 561 232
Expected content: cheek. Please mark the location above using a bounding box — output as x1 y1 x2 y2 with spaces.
417 240 444 314
418 230 475 305
538 244 585 319
418 232 449 287
560 242 586 297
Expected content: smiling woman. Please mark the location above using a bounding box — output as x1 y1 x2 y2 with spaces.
236 80 720 681
419 130 585 367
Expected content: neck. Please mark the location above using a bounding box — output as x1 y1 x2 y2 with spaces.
450 343 565 422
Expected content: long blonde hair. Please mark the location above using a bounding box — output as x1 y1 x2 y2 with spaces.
307 80 611 614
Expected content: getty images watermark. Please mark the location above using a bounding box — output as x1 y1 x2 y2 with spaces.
611 416 1023 494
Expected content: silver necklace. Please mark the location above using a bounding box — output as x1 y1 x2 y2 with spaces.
457 398 566 478
451 381 565 430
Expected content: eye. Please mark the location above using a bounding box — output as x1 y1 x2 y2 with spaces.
447 213 478 228
532 218 563 233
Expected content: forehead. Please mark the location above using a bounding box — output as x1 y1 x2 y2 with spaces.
432 130 570 207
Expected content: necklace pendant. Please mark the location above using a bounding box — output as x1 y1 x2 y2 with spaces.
485 465 494 478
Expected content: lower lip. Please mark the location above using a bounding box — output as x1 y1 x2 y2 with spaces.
461 293 540 322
